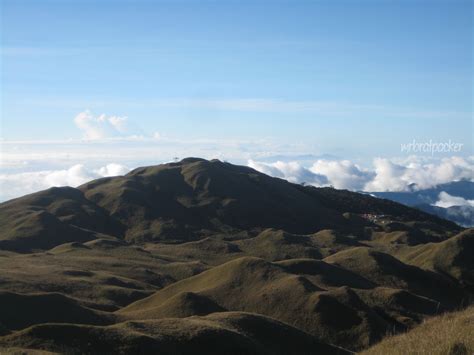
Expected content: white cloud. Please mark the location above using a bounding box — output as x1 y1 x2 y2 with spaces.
74 110 129 140
248 160 328 186
434 191 474 208
248 156 474 193
248 159 374 190
364 158 409 192
2 114 474 203
0 163 129 202
97 163 130 177
364 156 474 192
107 115 127 132
43 164 95 187
310 160 373 190
2 154 472 202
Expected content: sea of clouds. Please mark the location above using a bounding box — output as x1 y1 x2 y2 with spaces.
1 155 473 203
1 111 473 204
248 156 474 192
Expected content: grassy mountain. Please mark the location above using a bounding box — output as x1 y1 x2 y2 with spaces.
79 157 350 242
1 158 459 251
0 158 471 353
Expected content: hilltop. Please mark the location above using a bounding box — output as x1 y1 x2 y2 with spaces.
1 158 458 252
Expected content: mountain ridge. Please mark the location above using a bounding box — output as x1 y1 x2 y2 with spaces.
0 158 460 252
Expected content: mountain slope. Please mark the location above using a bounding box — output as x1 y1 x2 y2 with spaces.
324 247 468 307
0 187 124 252
0 158 460 251
0 312 347 355
79 158 350 242
118 256 453 350
99 158 458 241
0 291 114 332
363 306 474 355
396 229 474 290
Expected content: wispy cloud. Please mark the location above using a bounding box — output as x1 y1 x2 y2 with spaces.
15 98 470 120
74 111 129 140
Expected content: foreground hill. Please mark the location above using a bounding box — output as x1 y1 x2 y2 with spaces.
0 158 471 353
363 306 474 355
120 255 466 350
0 312 347 355
395 228 474 291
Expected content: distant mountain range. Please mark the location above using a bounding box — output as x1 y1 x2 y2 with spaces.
0 158 472 354
368 180 474 227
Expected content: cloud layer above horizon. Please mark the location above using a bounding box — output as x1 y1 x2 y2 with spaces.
1 155 473 202
248 156 474 192
0 164 130 201
1 110 473 201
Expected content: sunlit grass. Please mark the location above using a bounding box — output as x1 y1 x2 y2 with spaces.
363 306 474 355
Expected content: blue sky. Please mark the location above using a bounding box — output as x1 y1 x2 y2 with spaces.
0 0 473 200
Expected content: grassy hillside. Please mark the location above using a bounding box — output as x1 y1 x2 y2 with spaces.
363 306 474 355
0 312 347 355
